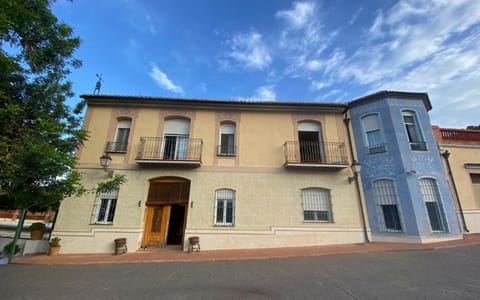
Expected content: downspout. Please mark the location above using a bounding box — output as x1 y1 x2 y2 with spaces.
441 150 469 233
344 110 370 243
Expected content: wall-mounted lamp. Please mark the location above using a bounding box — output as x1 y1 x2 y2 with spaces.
349 161 362 184
99 154 113 177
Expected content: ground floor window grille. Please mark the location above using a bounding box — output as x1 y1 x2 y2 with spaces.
372 180 402 232
92 189 119 224
215 189 235 226
302 188 332 222
420 178 448 232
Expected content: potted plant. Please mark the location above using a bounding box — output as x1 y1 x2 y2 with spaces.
48 237 61 256
29 222 46 240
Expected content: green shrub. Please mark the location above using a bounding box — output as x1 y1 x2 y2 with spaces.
49 237 61 247
29 222 46 231
3 242 21 255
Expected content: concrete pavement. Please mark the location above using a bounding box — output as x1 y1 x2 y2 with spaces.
10 233 480 265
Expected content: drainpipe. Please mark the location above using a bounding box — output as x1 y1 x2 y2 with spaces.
441 150 469 233
344 111 369 243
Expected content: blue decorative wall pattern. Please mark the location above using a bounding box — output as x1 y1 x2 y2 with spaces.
349 93 461 240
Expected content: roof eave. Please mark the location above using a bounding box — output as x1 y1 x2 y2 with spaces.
348 90 432 111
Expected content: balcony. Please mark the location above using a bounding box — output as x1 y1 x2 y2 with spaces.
366 143 387 155
410 141 428 151
216 145 237 157
105 142 128 153
283 141 349 170
135 137 203 168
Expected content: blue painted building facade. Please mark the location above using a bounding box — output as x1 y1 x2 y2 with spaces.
348 91 462 242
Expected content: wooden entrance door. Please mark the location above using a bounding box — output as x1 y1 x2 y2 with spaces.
143 205 170 247
142 177 190 248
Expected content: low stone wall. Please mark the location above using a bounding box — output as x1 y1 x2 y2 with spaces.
0 237 49 256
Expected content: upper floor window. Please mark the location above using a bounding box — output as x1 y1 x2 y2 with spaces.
214 189 235 226
163 118 190 160
361 114 386 154
93 189 119 225
302 188 332 222
106 119 131 153
402 111 427 151
218 122 236 156
372 180 402 232
419 178 448 233
298 121 323 162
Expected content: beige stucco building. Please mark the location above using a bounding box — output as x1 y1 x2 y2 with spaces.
433 126 480 233
53 95 367 253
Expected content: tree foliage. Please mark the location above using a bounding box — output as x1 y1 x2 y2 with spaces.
466 125 480 130
0 0 87 210
96 174 127 195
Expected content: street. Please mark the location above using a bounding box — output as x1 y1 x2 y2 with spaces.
1 245 480 299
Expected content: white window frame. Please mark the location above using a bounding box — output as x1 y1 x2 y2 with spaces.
94 189 119 225
402 110 427 151
420 178 448 233
302 188 332 222
372 179 403 232
218 122 236 156
163 118 190 160
106 119 131 153
361 114 386 154
214 189 235 226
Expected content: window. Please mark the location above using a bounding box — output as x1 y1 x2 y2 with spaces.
471 174 480 206
298 122 323 162
163 118 190 160
402 111 426 151
420 178 448 232
362 114 386 154
214 189 235 226
372 180 402 232
94 189 118 224
302 188 332 222
218 123 236 156
107 119 131 152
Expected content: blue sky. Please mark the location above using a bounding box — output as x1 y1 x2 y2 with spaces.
53 0 480 128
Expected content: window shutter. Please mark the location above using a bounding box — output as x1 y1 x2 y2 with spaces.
298 122 320 132
165 119 190 135
220 124 235 134
362 115 379 132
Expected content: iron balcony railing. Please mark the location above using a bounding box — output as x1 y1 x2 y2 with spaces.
410 141 427 151
366 143 387 155
136 137 203 162
216 145 237 156
105 142 128 153
283 141 348 165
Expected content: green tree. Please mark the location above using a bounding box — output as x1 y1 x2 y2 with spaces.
0 0 87 262
466 125 480 130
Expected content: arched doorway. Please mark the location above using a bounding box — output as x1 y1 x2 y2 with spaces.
142 177 190 248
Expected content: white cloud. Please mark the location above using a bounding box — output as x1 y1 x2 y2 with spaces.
349 7 363 25
149 64 184 94
369 10 384 38
125 1 159 36
226 31 272 70
349 1 480 127
276 1 316 29
253 85 276 100
236 85 277 101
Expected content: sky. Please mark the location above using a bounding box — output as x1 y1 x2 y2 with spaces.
52 0 480 128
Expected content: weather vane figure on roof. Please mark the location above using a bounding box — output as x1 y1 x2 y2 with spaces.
93 73 103 94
